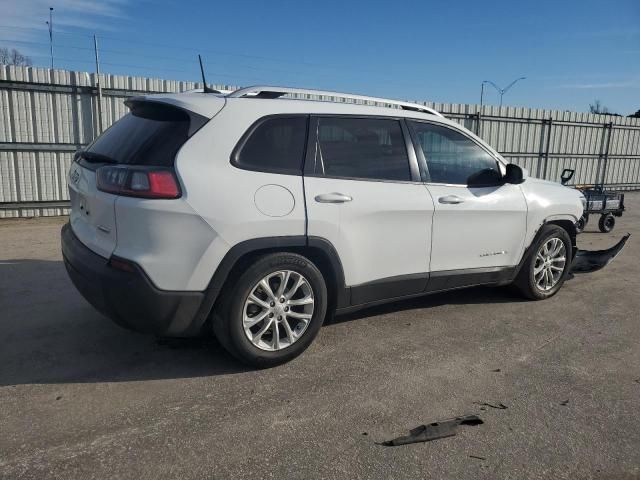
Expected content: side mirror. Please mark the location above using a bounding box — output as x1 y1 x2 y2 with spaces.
467 168 504 188
504 163 525 184
560 168 575 185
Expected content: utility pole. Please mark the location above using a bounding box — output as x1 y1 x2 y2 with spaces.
93 35 104 135
46 7 54 69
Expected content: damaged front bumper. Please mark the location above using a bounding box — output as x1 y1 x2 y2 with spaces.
570 233 630 274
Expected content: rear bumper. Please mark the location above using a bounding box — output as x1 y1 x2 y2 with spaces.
61 223 205 336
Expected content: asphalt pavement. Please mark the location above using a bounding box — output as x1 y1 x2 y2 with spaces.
1 195 639 479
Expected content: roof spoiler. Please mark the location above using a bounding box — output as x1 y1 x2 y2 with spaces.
124 97 209 136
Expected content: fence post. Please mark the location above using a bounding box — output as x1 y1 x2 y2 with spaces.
474 111 481 136
540 117 553 179
598 122 614 188
93 35 104 137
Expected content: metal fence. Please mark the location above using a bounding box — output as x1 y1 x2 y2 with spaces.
1 65 639 218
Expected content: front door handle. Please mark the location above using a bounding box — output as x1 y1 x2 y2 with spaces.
315 192 353 204
438 195 465 204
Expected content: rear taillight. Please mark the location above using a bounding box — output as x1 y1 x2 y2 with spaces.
96 166 181 199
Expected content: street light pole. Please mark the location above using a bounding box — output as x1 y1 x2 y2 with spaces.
499 76 527 106
480 77 526 107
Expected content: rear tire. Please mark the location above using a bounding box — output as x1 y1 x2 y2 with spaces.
213 252 327 368
575 215 587 234
514 225 572 300
598 213 615 233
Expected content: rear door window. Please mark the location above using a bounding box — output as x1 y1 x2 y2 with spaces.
233 116 308 175
83 102 197 167
310 117 411 181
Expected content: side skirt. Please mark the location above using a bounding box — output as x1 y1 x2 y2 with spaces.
427 266 516 293
337 266 516 315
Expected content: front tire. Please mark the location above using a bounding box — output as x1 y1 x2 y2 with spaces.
514 225 572 300
213 253 328 367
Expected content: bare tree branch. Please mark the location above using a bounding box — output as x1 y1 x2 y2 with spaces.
0 47 33 66
589 99 609 115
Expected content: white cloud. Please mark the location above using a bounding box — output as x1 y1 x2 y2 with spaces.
1 0 127 41
557 80 640 89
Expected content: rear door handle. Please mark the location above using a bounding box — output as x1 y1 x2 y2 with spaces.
438 195 465 204
315 193 353 204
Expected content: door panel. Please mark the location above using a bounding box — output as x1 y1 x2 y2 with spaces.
407 119 528 273
427 183 527 271
305 176 434 288
304 115 435 303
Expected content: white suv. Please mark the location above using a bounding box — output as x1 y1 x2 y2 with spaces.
62 86 618 367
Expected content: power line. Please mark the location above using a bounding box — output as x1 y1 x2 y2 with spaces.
0 31 438 93
26 54 94 65
0 24 91 38
0 42 301 82
24 52 274 83
0 24 397 76
95 34 391 75
100 62 271 82
0 36 330 78
0 37 93 52
0 34 386 80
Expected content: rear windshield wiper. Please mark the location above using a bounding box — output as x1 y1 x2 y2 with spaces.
76 151 118 164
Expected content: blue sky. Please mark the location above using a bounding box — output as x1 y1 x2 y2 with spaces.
2 0 639 114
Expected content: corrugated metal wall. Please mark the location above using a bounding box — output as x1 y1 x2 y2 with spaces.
1 65 639 218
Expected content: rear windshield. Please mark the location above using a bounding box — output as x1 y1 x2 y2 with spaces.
85 102 194 167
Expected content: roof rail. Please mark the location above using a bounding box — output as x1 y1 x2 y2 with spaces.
227 85 444 118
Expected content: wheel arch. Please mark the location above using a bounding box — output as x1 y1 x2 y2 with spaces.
526 216 577 256
192 236 347 335
545 219 577 256
512 218 577 282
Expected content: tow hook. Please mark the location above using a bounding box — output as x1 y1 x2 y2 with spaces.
570 233 630 274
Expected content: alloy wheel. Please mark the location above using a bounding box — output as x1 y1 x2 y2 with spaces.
242 270 315 351
533 237 566 291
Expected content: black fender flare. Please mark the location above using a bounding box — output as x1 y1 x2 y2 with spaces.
509 220 577 283
185 235 347 335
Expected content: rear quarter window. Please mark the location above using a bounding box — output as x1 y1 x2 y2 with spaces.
233 116 308 175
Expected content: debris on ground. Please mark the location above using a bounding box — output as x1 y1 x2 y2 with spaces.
380 415 483 446
491 368 501 372
469 455 486 460
560 399 569 406
474 402 508 410
571 233 630 274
